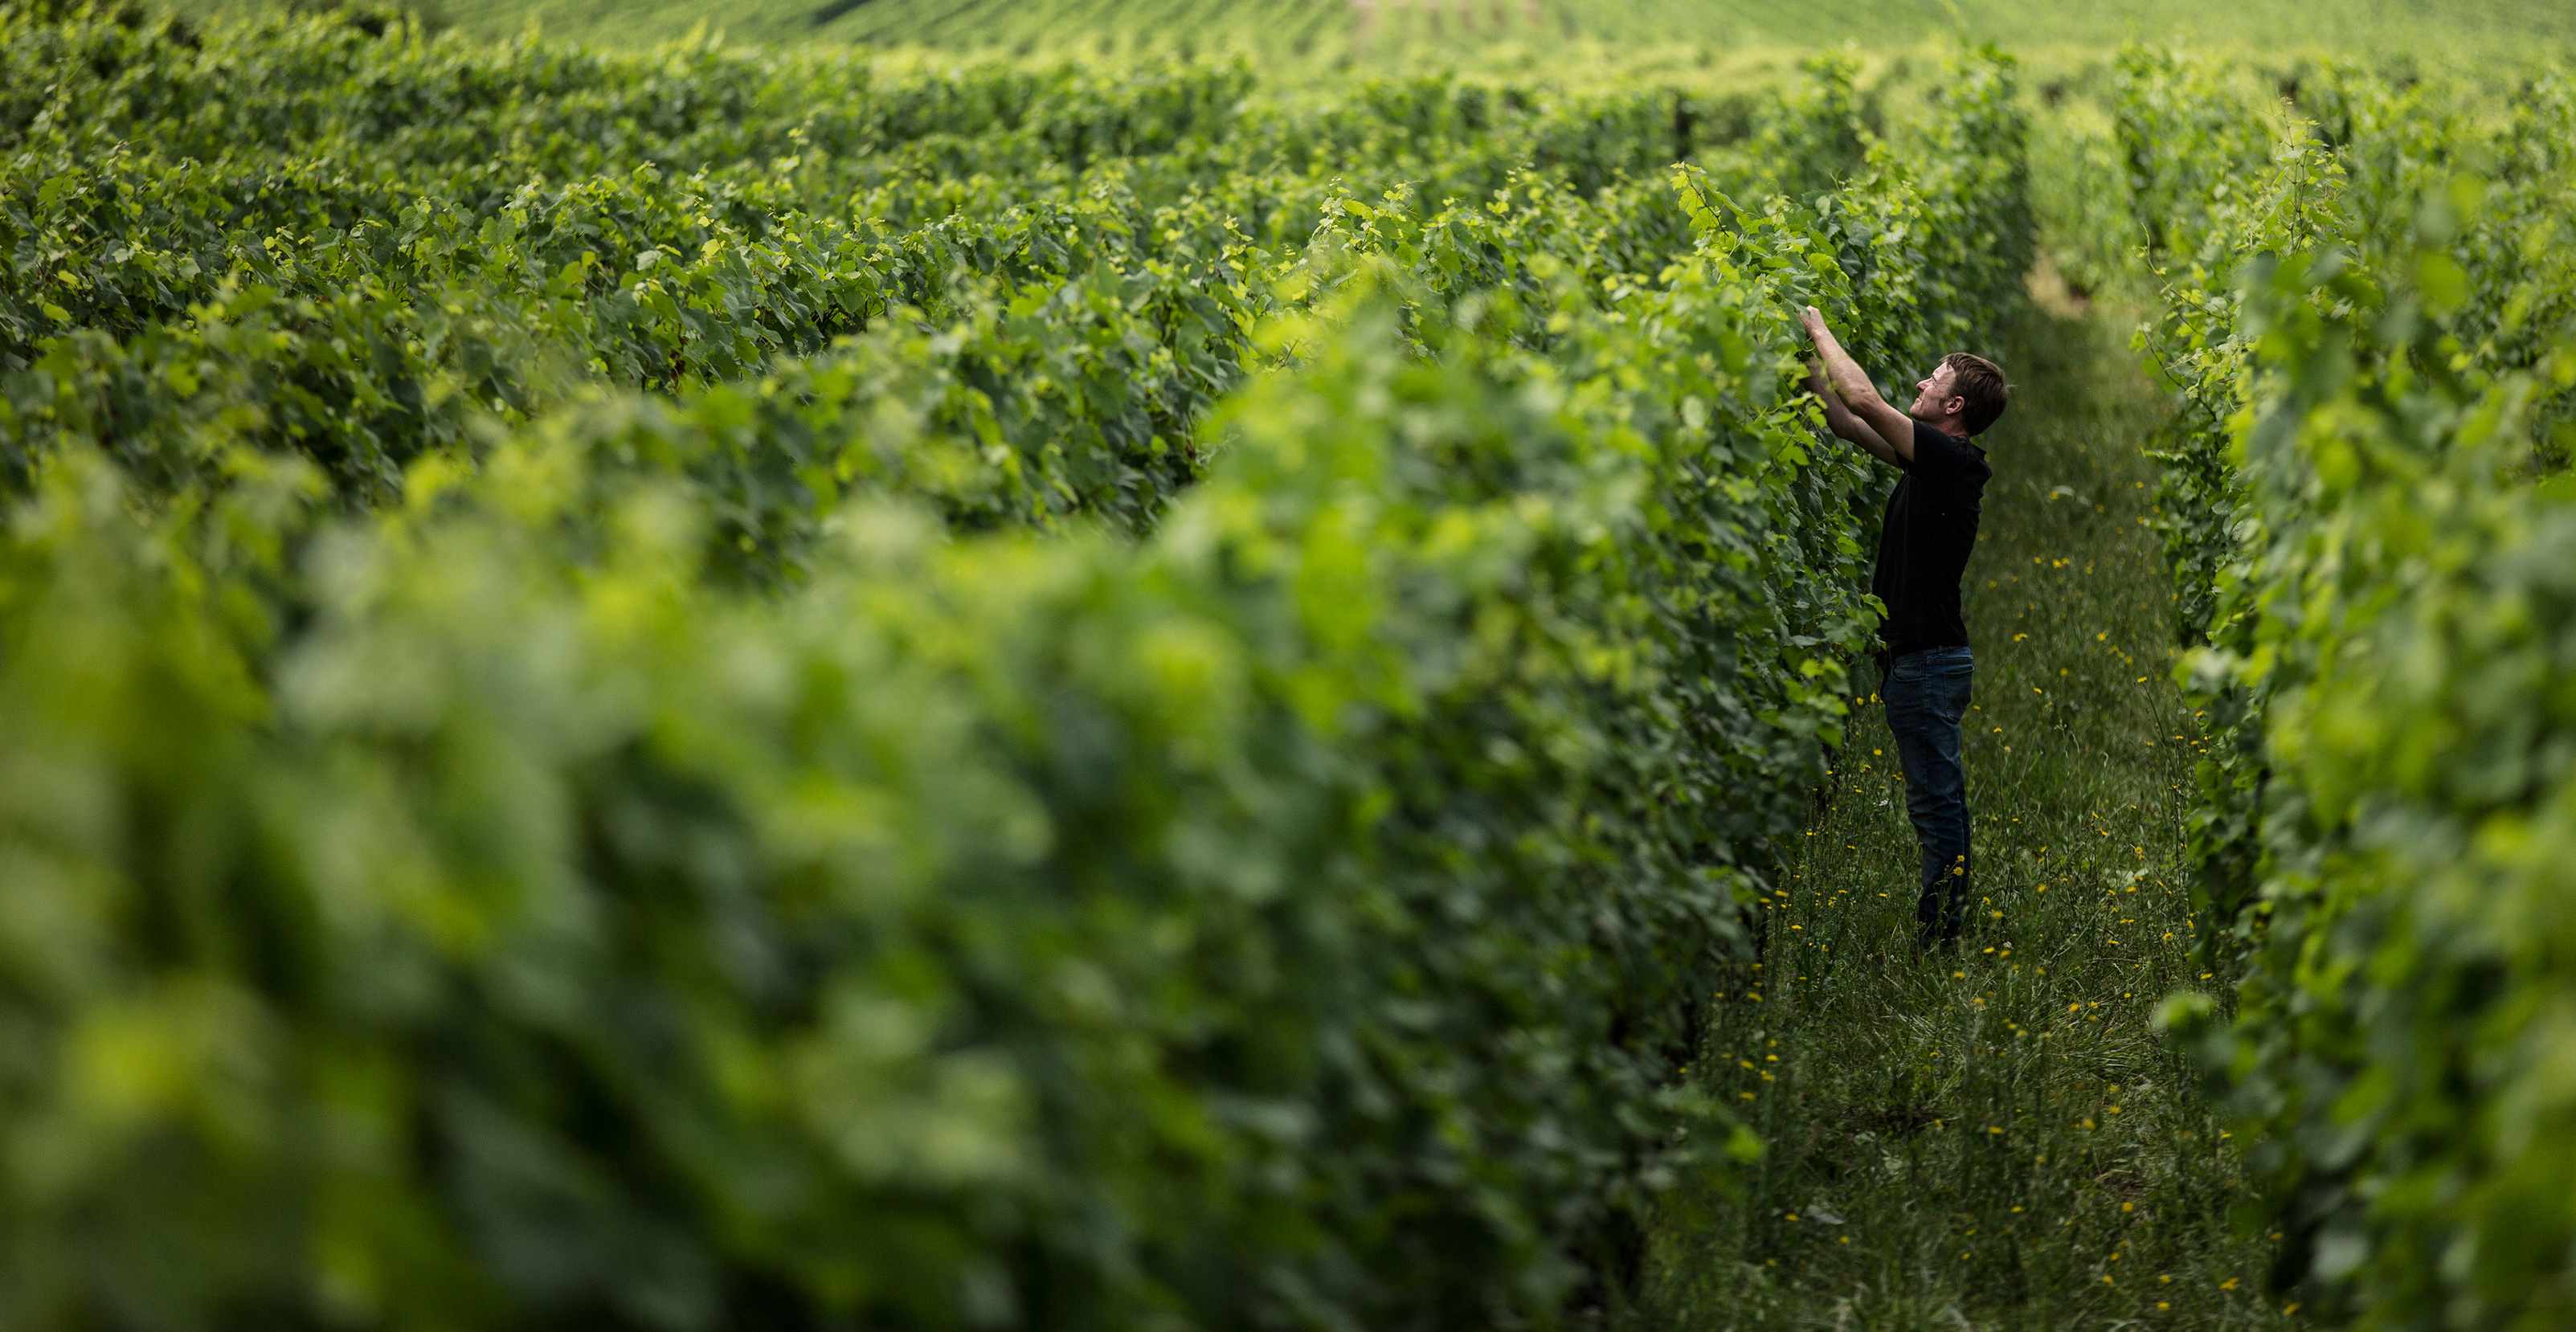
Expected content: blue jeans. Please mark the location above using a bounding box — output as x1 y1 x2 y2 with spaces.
1880 646 1974 950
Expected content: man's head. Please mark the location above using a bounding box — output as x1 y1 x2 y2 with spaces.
1909 352 2010 437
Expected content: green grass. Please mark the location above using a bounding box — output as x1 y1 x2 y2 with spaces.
1625 288 2303 1329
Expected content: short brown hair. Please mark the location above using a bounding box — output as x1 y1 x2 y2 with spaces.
1942 352 2010 436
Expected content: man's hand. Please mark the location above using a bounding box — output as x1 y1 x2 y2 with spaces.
1803 354 1901 465
1799 305 1918 466
1801 307 1862 405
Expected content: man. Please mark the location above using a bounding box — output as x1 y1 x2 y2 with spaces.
1798 305 2010 954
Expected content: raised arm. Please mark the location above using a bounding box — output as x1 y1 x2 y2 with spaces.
1800 306 1916 465
1803 362 1901 466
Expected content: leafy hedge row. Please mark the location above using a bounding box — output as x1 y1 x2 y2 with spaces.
0 19 2037 1330
2120 55 2576 1329
10 2 1764 190
5 6 1260 174
2 4 1766 245
4 6 1894 536
0 161 1731 533
3 5 1863 513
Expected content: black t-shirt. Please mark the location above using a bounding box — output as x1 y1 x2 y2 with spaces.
1871 419 1991 664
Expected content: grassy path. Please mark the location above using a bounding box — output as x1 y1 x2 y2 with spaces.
1633 297 2302 1330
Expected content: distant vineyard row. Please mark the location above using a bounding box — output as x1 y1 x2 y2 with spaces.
157 0 2576 71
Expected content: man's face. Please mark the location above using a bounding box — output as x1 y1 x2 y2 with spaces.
1911 363 1959 421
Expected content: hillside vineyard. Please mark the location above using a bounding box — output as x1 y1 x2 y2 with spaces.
5 6 2574 1330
